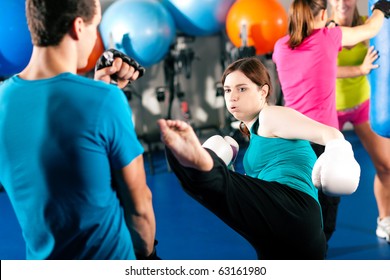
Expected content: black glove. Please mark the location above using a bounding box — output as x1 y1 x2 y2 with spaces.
372 0 390 19
136 240 161 260
95 49 146 82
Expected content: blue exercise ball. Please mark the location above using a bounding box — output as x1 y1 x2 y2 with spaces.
99 0 176 67
0 0 33 77
161 0 236 36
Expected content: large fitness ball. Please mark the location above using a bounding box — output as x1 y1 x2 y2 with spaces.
0 0 33 77
161 0 236 36
99 0 176 67
226 0 288 55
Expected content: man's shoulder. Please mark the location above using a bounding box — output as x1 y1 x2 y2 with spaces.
60 73 124 101
62 73 118 92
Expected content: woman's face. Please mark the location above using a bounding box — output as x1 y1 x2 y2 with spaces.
329 0 357 21
223 70 265 124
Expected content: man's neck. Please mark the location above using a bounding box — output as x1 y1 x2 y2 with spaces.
19 41 78 80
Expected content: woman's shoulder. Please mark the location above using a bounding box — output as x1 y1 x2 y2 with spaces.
262 105 291 115
259 105 290 129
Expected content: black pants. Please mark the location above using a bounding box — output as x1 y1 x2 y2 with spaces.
310 143 341 242
166 148 326 260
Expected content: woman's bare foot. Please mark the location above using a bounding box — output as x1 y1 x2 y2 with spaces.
157 119 213 171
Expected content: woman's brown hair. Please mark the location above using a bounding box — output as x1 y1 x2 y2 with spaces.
287 0 327 49
221 57 273 138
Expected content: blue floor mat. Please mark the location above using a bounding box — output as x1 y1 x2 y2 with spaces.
1 130 389 260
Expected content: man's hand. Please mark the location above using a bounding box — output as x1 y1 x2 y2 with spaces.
94 49 145 89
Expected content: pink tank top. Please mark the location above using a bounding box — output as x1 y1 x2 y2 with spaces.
273 27 342 128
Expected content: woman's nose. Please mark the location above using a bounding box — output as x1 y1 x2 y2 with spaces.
230 91 238 101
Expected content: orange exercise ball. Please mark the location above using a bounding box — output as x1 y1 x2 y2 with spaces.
226 0 288 55
77 31 105 74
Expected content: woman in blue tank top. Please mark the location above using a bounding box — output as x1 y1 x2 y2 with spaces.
158 57 361 259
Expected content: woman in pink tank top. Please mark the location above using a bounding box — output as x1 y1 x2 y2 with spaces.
272 0 389 251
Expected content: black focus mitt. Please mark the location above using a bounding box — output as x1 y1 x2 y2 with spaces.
95 49 146 81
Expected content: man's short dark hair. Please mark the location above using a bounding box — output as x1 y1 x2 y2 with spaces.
26 0 96 46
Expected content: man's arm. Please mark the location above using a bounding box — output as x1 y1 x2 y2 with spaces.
113 155 156 257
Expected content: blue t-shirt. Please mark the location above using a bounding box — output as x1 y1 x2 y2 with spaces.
0 73 144 259
243 127 319 203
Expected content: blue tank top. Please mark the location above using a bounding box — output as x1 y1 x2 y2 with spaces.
0 73 143 259
243 126 319 202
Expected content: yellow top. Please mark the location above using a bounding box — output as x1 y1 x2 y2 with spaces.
336 17 370 111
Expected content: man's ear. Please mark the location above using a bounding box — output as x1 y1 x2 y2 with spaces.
69 17 84 40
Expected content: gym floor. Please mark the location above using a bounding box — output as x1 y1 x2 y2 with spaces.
1 129 389 260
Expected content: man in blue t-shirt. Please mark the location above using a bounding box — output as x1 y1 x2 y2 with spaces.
0 0 156 259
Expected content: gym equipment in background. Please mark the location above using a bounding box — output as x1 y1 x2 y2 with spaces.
161 0 236 37
0 0 33 77
156 35 196 120
225 0 288 55
368 0 390 138
99 0 176 67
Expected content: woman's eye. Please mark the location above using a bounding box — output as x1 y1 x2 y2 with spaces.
239 87 246 92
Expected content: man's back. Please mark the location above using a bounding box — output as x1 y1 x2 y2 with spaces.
0 73 143 259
